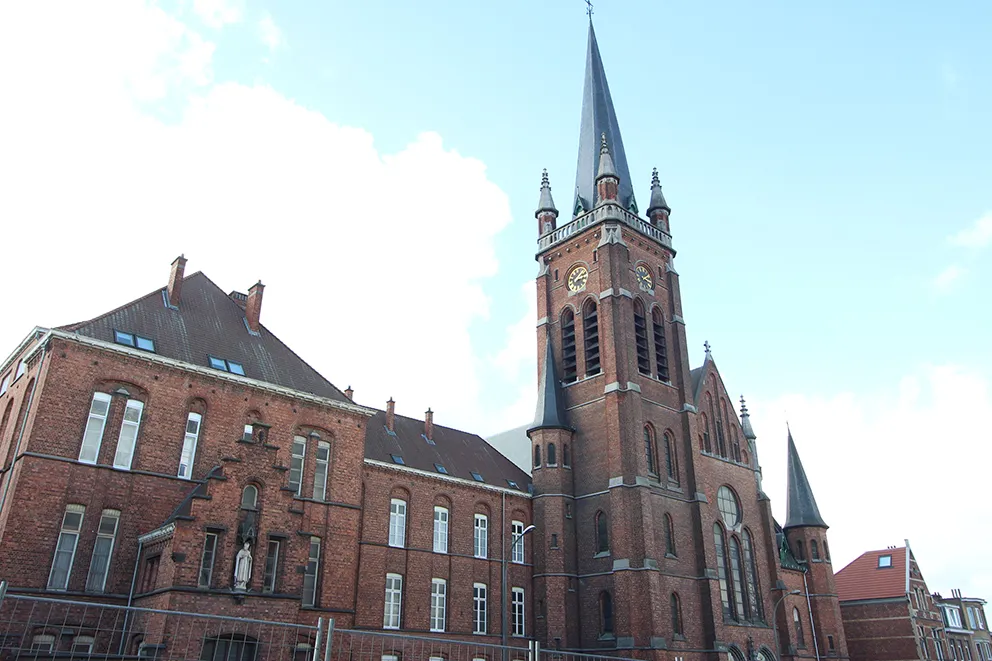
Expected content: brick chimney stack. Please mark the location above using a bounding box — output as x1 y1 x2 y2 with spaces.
386 398 395 432
246 281 265 333
425 408 434 441
344 386 354 401
167 255 187 308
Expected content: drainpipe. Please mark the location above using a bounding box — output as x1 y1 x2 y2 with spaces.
0 342 47 515
501 490 507 661
803 570 821 661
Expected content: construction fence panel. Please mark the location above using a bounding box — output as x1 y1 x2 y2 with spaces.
323 628 532 661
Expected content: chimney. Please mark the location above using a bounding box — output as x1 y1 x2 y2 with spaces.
386 398 395 432
424 408 434 441
344 386 354 401
167 255 187 308
245 281 265 333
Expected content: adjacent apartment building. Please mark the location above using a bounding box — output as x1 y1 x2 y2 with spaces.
935 590 991 661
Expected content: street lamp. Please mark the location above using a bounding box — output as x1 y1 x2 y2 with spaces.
502 524 536 660
772 589 802 660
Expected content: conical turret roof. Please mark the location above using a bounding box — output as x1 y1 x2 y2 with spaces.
528 331 569 432
785 430 828 529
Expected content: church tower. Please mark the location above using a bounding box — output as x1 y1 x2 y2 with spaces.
529 21 788 661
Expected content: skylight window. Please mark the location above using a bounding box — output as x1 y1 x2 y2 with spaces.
506 480 519 489
390 454 405 465
114 330 155 353
471 472 484 482
208 356 245 375
423 434 436 446
434 463 448 475
878 555 892 568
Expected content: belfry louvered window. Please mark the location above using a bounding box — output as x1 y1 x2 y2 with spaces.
634 300 650 374
652 308 669 381
583 300 600 376
561 310 577 384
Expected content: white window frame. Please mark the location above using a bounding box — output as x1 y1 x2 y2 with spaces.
0 372 10 396
313 441 330 501
72 636 95 654
948 607 963 629
198 532 218 588
473 582 488 634
178 412 202 479
511 520 525 564
433 506 449 554
511 587 525 637
79 393 112 464
289 435 306 496
389 499 407 548
430 578 447 632
113 399 144 470
262 539 280 593
31 635 55 652
935 630 945 661
14 360 26 380
85 509 121 593
474 514 488 559
48 504 85 590
382 656 398 661
383 573 403 629
302 536 321 608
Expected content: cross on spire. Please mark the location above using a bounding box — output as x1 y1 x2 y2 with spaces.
704 340 711 356
585 0 594 19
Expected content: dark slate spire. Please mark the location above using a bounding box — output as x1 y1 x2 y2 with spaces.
785 429 828 529
529 331 569 432
740 396 756 441
646 168 670 215
573 22 636 215
536 169 558 218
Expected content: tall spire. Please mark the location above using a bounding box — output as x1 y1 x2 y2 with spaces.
528 331 569 432
784 429 828 529
573 22 635 215
739 396 756 441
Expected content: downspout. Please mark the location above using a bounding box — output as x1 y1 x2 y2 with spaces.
803 570 821 661
119 538 144 656
0 343 47 515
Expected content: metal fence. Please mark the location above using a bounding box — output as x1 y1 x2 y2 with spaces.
325 628 532 661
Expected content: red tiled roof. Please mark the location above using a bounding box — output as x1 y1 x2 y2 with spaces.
835 546 908 602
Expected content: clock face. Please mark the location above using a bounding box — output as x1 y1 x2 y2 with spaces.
567 266 589 292
635 264 653 289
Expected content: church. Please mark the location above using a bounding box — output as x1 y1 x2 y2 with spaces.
0 21 847 661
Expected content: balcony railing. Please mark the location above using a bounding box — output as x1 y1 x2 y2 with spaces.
537 203 673 252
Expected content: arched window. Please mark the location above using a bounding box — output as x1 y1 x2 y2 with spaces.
595 511 609 554
671 593 683 636
583 300 600 376
561 309 577 384
241 485 258 509
713 524 733 618
743 529 763 621
729 648 747 661
823 539 831 562
701 412 712 454
652 308 669 381
563 444 570 467
533 445 541 469
811 539 820 560
795 540 806 561
665 514 676 556
644 426 657 476
633 300 650 374
729 536 749 620
547 443 557 466
664 431 677 482
793 607 805 647
731 426 742 463
600 592 614 636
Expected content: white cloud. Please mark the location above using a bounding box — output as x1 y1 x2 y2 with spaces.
193 0 244 28
258 13 283 52
750 364 992 600
948 212 992 249
933 264 965 291
0 1 516 435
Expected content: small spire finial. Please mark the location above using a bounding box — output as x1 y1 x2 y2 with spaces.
600 132 609 154
541 168 550 188
651 167 660 186
740 395 748 415
585 0 594 19
704 340 712 356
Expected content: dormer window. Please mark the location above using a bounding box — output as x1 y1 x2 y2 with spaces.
208 356 245 375
114 330 155 353
878 554 892 568
434 463 448 475
506 480 519 489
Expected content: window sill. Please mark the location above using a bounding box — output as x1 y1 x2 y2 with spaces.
594 551 611 559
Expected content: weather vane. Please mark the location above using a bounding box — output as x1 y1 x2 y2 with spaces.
585 0 594 19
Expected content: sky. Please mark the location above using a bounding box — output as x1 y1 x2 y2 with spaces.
1 0 991 601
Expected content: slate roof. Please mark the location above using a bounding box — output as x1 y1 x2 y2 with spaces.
365 410 532 493
61 272 351 403
835 546 909 602
574 22 636 214
784 431 828 529
529 331 569 432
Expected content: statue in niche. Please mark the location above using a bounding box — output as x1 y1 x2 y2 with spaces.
234 542 252 591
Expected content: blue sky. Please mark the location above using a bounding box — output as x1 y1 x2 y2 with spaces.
1 1 990 599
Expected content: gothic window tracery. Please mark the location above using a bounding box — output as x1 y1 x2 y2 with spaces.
633 299 650 374
561 309 577 384
652 308 669 381
583 300 601 376
595 511 609 555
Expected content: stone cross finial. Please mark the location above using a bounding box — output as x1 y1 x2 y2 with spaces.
651 167 660 187
704 340 711 355
600 132 609 154
740 395 748 415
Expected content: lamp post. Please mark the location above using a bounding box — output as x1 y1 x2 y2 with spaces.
772 589 802 660
502 524 536 661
